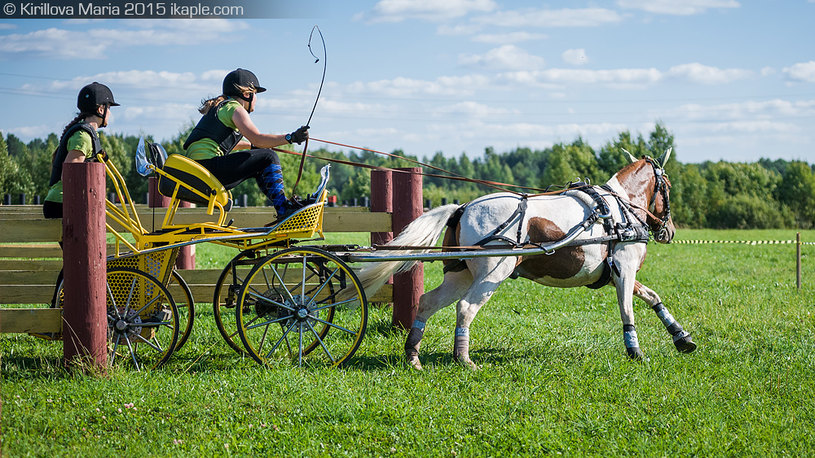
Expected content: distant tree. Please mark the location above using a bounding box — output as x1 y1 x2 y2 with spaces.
775 161 815 228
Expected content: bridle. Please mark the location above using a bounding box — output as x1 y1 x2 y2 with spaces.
644 157 672 239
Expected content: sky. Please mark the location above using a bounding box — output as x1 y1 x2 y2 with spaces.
1 0 814 164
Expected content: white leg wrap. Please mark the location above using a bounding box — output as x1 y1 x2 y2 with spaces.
453 327 469 360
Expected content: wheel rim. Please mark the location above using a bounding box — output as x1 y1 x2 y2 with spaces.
106 268 179 371
213 250 263 355
169 270 195 352
236 247 367 368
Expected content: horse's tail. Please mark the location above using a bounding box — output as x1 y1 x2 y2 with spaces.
354 204 460 297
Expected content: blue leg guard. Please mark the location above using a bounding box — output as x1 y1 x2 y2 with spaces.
261 164 287 214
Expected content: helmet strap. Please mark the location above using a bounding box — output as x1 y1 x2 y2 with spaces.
237 92 254 113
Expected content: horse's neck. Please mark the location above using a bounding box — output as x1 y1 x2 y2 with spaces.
606 162 653 209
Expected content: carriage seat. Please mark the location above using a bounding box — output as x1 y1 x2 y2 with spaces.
158 154 233 212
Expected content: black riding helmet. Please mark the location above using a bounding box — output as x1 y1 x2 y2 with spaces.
223 68 266 108
77 82 119 127
77 82 119 113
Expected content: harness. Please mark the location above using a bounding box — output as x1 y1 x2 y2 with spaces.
49 123 104 187
442 168 667 287
183 100 244 154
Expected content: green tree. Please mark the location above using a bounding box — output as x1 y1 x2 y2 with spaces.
775 161 815 228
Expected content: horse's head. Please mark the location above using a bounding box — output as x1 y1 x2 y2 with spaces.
618 148 675 243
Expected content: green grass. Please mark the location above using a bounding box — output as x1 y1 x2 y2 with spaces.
2 230 814 455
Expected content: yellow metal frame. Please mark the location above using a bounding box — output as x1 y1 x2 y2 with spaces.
101 152 330 274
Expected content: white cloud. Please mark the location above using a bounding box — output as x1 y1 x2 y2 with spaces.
365 0 496 23
480 8 624 28
617 0 740 15
459 45 545 71
471 31 548 44
501 68 662 88
562 48 588 66
345 75 491 98
676 98 815 120
667 63 752 84
782 61 815 83
0 23 17 30
0 20 247 60
433 101 516 118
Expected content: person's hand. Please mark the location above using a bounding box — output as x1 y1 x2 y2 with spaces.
287 125 310 144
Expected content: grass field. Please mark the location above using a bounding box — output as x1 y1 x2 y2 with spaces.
2 229 814 455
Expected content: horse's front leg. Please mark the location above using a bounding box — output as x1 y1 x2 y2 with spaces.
611 247 646 360
633 281 697 353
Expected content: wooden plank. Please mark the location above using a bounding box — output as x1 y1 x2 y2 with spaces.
0 243 63 258
0 286 53 304
182 283 393 304
0 207 391 240
1 279 393 305
0 219 61 243
0 271 61 285
0 308 62 333
0 260 62 271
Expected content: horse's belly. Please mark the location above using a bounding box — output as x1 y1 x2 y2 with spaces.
516 244 606 288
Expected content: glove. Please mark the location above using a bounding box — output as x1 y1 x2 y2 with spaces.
286 125 309 145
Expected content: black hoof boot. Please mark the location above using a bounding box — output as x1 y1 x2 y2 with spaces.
626 346 644 361
674 335 697 353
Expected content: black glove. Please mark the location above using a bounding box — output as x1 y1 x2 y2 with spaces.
286 125 309 145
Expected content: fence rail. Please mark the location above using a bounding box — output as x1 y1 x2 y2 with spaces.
0 205 394 333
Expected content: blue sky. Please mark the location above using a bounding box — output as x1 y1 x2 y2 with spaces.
1 0 814 164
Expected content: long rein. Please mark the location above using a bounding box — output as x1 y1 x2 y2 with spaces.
279 138 670 249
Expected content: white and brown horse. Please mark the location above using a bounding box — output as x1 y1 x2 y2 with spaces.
356 149 696 369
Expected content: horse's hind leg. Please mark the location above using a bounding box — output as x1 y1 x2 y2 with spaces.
633 281 697 353
405 269 473 370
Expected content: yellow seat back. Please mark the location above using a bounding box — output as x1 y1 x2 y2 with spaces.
158 154 232 211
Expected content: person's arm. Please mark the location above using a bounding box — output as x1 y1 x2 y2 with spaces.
231 106 288 148
64 150 86 164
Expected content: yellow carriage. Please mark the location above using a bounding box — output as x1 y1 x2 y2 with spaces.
53 140 367 370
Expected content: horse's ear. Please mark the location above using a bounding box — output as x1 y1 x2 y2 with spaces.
657 147 672 167
621 148 638 164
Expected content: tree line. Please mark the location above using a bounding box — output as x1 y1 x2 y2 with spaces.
1 122 813 229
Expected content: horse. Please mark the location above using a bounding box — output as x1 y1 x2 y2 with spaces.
355 149 696 369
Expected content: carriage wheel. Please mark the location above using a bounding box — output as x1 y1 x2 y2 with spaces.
213 250 263 355
105 268 179 371
236 247 368 368
168 269 195 352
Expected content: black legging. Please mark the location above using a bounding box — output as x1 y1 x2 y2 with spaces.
196 148 280 191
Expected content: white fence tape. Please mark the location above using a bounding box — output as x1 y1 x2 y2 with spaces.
672 240 815 245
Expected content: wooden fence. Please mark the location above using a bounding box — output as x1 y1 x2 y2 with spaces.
0 205 394 333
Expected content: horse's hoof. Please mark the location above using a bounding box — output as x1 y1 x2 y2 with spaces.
674 335 697 353
454 355 479 370
405 352 423 370
626 346 644 361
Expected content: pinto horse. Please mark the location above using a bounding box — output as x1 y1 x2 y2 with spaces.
355 149 696 369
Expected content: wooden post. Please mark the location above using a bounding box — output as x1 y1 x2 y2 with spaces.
391 167 423 329
62 162 107 371
147 177 193 269
371 170 393 247
147 176 170 208
371 170 394 307
797 232 802 290
175 201 196 270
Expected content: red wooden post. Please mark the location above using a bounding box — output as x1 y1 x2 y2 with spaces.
147 176 170 208
147 177 194 269
370 169 394 246
391 167 424 329
175 201 195 270
62 162 107 371
371 170 394 306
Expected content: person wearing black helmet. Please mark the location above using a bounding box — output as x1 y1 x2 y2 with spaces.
183 68 309 221
43 82 119 219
